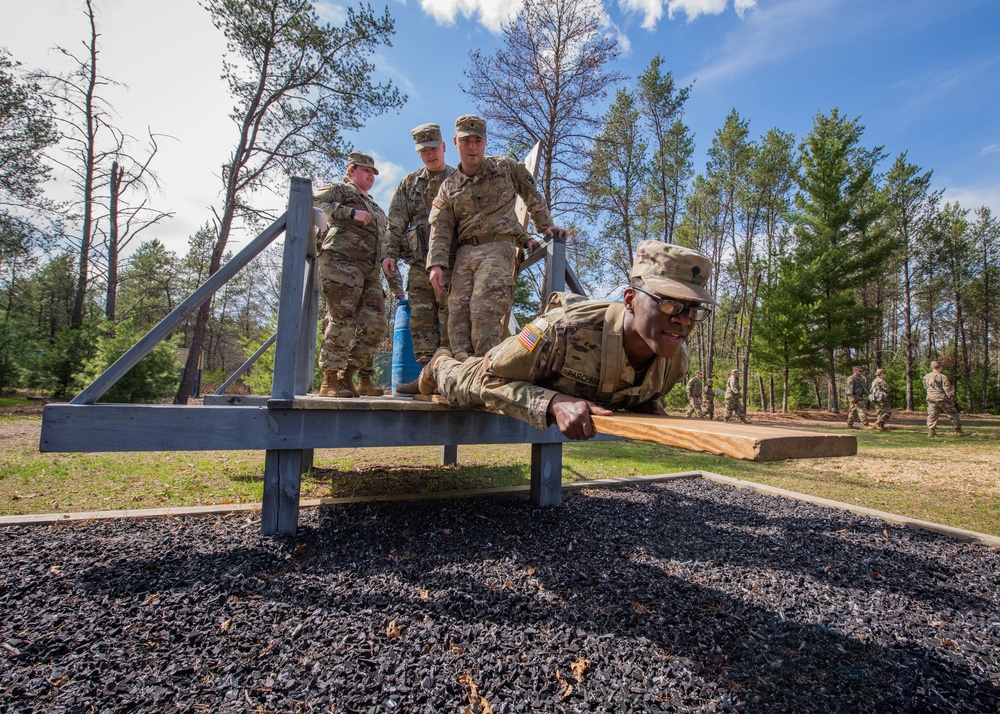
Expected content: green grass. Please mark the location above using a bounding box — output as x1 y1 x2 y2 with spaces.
2 413 999 537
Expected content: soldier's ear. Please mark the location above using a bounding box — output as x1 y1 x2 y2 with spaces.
623 287 635 312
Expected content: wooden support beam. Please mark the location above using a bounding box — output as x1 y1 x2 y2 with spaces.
530 442 562 506
590 414 856 462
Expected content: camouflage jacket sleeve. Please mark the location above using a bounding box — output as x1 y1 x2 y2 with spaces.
426 181 456 269
313 183 352 222
508 158 553 241
383 178 412 262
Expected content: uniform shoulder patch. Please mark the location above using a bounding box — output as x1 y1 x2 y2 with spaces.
516 324 543 352
432 196 445 209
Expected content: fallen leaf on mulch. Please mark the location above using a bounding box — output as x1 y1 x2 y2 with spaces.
459 672 492 714
386 620 401 638
570 657 592 683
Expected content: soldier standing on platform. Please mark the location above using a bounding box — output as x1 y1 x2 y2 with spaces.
703 378 716 420
382 123 455 394
313 152 389 398
870 368 891 431
923 361 969 437
426 114 566 361
724 369 748 423
416 242 714 440
845 365 870 429
685 370 704 418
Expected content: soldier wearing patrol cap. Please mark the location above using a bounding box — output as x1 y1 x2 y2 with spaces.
381 124 456 394
845 365 870 429
417 241 715 440
426 114 567 361
313 151 391 398
724 368 748 423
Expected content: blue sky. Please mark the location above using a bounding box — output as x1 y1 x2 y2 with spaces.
6 0 999 255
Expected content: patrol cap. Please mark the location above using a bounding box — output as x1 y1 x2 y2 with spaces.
731 369 739 374
630 240 715 305
455 114 487 139
853 365 863 372
347 151 379 175
411 123 443 150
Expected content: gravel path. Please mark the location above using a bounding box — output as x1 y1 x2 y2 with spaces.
2 478 998 713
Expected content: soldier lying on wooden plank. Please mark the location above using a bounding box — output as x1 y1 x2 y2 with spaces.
417 240 714 440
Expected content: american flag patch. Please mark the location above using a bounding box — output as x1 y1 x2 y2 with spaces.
516 325 542 352
432 196 445 208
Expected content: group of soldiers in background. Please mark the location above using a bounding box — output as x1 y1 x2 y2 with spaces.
683 369 748 424
683 361 968 437
312 115 563 399
844 363 967 436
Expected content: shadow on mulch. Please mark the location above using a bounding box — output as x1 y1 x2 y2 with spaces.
3 479 998 712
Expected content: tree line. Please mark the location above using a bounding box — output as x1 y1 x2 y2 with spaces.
2 0 997 414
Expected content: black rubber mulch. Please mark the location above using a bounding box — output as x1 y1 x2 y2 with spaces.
1 478 998 713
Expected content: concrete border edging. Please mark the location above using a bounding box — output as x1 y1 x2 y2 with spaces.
699 470 1000 548
3 470 997 549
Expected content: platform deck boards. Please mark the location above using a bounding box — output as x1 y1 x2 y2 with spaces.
590 414 856 462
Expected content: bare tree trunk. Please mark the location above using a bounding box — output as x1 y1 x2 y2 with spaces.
105 159 122 325
813 378 823 409
757 374 766 411
768 374 775 413
71 1 101 330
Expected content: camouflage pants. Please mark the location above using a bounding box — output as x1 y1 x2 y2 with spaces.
686 396 703 418
318 252 385 375
724 396 745 421
927 398 961 430
846 398 869 426
871 398 891 427
703 398 715 419
447 240 518 357
406 261 449 364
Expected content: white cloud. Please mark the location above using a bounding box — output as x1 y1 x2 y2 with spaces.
980 144 999 157
418 0 522 32
941 184 1000 214
619 0 757 30
684 0 836 87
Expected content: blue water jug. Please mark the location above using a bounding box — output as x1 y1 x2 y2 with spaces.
391 299 422 395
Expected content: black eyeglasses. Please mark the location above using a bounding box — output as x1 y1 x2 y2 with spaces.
632 286 712 321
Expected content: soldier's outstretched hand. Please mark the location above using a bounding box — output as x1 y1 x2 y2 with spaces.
548 394 613 440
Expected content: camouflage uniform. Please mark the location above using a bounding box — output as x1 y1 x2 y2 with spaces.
313 174 388 380
385 163 455 363
685 374 703 418
845 370 870 427
724 372 746 422
869 371 891 430
703 382 716 420
427 118 553 358
432 293 689 430
923 365 964 435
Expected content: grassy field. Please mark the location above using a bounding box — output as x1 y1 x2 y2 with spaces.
2 401 999 536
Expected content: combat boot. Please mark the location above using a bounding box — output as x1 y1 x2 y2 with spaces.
357 373 384 397
955 428 970 437
338 368 360 398
319 370 355 398
419 348 452 395
395 377 421 395
928 427 937 437
874 422 885 431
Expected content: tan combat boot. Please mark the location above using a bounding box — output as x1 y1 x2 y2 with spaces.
319 370 355 398
928 427 937 437
357 373 384 397
395 372 423 395
419 348 452 395
955 428 970 437
338 368 360 398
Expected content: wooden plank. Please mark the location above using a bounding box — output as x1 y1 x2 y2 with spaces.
590 414 856 462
